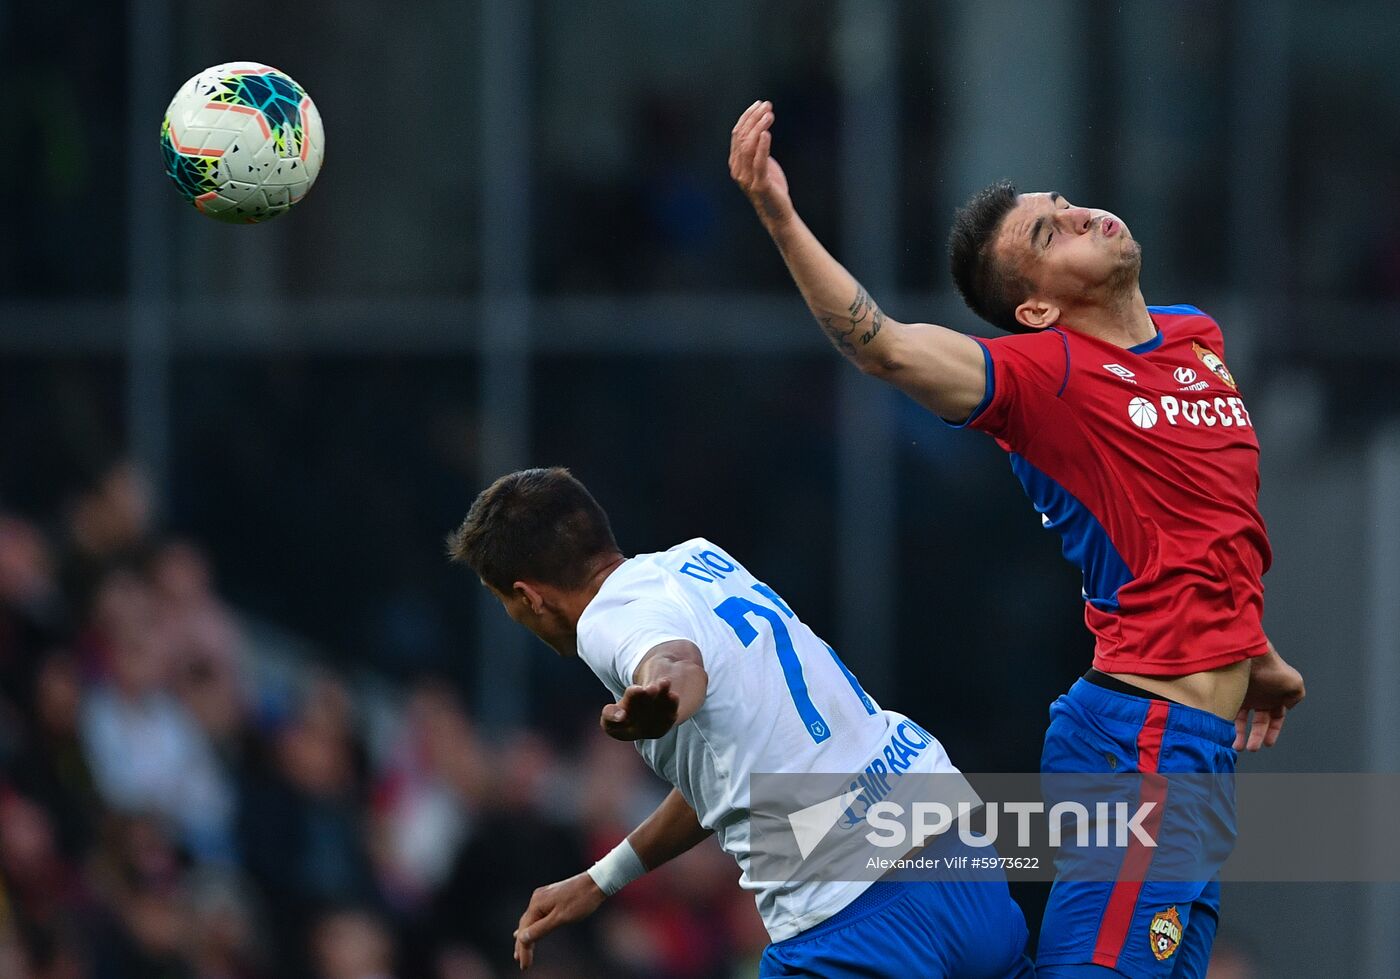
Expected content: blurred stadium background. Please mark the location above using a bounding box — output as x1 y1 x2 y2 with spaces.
1 0 1397 976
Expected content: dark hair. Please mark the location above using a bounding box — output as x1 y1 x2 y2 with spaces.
446 467 619 593
948 180 1033 334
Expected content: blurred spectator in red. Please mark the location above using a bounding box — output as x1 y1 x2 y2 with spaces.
722 884 771 977
370 679 488 912
0 789 92 958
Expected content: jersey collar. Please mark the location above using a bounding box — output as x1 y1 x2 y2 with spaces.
1128 329 1164 354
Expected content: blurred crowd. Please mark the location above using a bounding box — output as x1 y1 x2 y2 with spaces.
0 460 769 979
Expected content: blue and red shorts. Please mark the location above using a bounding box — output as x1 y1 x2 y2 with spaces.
1036 676 1237 978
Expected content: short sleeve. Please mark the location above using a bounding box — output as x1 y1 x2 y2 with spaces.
577 598 698 693
958 329 1071 446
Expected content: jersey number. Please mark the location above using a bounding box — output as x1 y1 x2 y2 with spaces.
712 583 875 744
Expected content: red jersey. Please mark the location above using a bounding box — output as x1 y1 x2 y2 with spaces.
959 304 1270 676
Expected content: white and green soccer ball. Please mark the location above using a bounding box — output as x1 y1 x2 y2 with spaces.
161 62 325 223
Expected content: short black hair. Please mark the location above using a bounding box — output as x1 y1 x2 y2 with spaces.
446 467 619 593
948 180 1033 334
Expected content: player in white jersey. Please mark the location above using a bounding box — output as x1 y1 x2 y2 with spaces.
447 467 1034 976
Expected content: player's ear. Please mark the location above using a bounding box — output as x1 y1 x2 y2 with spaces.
514 581 546 614
1014 297 1059 332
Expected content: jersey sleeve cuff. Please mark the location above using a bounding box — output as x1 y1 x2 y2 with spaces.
942 339 995 429
620 635 698 687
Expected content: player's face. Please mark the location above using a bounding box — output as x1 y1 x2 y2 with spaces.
997 192 1142 309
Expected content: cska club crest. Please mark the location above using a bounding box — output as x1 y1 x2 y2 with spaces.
1149 906 1184 961
1192 342 1238 390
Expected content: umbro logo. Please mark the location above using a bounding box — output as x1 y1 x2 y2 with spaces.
1103 364 1137 383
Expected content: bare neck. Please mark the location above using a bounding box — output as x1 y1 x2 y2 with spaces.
559 552 627 628
1058 286 1157 349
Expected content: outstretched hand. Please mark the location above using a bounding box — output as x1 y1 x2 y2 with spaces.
1234 647 1305 751
600 679 681 741
513 872 606 971
729 100 793 226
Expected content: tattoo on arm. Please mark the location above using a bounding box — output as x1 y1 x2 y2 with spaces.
819 315 856 355
849 287 874 326
860 305 884 346
818 285 885 357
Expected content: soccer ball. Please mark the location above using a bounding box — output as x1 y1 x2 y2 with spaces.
160 62 324 223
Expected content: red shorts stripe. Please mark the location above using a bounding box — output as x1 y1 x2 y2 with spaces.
1091 698 1171 968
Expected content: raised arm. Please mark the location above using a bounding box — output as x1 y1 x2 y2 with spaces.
729 100 988 423
513 790 713 970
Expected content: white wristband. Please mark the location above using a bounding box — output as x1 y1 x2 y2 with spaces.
586 838 647 896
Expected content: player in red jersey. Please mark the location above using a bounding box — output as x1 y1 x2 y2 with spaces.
729 100 1305 977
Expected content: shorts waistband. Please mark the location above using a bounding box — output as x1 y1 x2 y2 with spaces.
1066 677 1235 748
775 881 907 945
1082 667 1179 704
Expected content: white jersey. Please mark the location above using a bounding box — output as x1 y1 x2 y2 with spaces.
575 537 960 941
